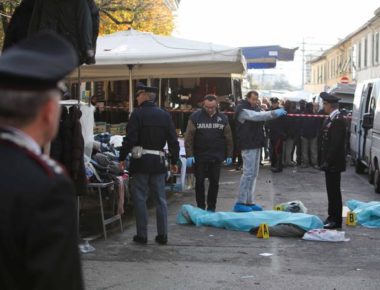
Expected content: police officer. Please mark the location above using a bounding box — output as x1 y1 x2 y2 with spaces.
319 92 347 229
234 91 286 212
119 84 179 245
184 95 234 212
0 32 83 290
266 97 286 172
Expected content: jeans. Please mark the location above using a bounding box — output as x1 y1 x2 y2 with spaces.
301 137 318 166
131 173 167 238
194 160 221 210
283 138 295 166
237 149 260 204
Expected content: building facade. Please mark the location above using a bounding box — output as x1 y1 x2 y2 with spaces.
164 0 181 12
305 7 380 94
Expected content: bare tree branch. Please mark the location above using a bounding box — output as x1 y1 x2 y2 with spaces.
100 9 133 25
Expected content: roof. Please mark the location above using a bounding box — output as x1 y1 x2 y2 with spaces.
328 83 356 95
242 46 298 69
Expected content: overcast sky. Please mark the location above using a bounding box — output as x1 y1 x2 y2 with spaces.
173 0 380 88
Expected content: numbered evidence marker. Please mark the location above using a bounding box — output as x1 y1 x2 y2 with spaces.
346 211 357 226
273 204 283 211
257 223 270 239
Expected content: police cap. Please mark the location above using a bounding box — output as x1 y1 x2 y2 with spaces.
136 83 158 95
0 31 78 91
320 92 341 103
270 97 279 103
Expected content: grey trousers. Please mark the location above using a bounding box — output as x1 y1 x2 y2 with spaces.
301 137 318 166
131 173 167 238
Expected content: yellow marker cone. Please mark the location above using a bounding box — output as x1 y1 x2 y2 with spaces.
346 211 357 226
273 204 283 211
257 223 270 239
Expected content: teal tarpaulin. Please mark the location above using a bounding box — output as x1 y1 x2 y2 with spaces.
177 204 323 232
346 200 380 228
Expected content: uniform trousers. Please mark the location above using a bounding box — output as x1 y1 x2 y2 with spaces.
325 171 343 224
131 173 167 238
194 160 221 211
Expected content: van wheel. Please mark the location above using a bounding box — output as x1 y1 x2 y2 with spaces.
374 169 380 193
368 163 375 184
355 161 365 174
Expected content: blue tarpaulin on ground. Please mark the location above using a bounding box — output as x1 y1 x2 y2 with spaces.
242 45 298 69
176 204 323 232
346 200 380 228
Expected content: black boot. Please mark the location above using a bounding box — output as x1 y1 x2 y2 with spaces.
133 235 147 245
155 235 168 245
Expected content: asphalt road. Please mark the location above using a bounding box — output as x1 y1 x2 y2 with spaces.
82 162 380 290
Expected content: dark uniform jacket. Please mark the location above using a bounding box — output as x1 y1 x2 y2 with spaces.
184 108 233 162
119 101 180 175
0 129 83 290
319 110 347 172
235 100 265 150
266 108 286 141
28 0 99 64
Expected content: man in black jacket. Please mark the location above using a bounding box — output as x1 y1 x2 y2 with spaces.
184 95 234 212
0 32 83 290
119 84 179 245
234 91 286 212
319 92 347 229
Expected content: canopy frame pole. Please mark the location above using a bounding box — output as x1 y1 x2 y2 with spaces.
77 66 81 104
128 64 134 114
158 78 162 107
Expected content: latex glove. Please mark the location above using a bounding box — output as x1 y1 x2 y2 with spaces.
186 157 195 167
274 108 287 117
225 157 233 166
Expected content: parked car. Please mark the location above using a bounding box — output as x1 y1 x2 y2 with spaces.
350 78 380 192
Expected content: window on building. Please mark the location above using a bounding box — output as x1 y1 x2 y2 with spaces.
322 66 324 82
376 32 379 64
333 59 336 77
364 37 368 67
358 42 362 69
372 33 375 66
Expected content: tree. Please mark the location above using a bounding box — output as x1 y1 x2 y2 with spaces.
0 0 19 44
98 0 174 35
0 0 174 48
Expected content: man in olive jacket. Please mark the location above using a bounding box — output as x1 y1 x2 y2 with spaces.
184 95 233 212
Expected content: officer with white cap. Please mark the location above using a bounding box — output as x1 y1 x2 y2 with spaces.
319 92 346 229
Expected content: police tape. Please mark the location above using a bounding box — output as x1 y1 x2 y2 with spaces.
287 113 352 119
169 110 351 119
287 113 326 118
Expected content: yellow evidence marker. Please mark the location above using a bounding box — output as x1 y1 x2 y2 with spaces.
346 211 357 226
273 204 283 211
257 223 270 239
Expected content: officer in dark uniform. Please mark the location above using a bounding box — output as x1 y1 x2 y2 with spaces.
266 97 286 172
0 32 83 289
319 92 347 229
119 84 179 245
184 95 234 212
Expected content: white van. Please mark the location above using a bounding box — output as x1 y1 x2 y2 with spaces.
350 78 380 192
